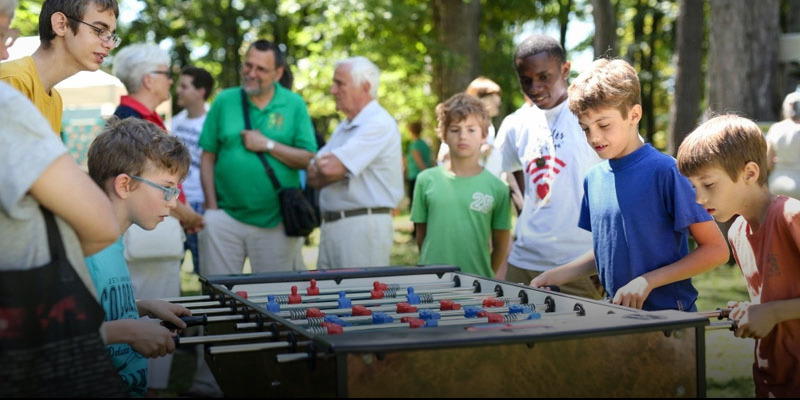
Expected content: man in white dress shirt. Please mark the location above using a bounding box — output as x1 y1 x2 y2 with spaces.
308 56 403 269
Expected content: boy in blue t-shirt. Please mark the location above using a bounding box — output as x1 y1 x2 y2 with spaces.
530 59 729 311
411 93 512 277
86 118 192 396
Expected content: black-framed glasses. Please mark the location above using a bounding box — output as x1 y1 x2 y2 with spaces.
1 27 19 48
149 70 173 80
130 175 181 201
65 15 121 47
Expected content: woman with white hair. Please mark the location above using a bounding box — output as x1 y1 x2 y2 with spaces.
113 43 173 125
111 42 199 397
766 91 800 199
0 0 125 395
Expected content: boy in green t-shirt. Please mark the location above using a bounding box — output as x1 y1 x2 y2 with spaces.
411 93 512 277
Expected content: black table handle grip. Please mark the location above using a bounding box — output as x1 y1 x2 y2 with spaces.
164 315 208 330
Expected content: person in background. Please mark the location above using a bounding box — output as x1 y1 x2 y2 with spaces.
499 35 603 297
766 91 800 199
411 93 512 277
172 66 214 275
308 56 403 269
199 39 317 275
405 121 432 213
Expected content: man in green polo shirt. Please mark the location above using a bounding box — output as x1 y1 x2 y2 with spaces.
198 39 317 275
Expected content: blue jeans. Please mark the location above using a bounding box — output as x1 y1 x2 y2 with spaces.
185 201 204 274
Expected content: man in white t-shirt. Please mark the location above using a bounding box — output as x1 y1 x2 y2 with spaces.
171 66 214 274
308 56 403 269
170 66 224 398
500 35 604 299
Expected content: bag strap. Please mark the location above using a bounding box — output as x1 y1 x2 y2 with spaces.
241 88 283 191
39 205 73 281
40 206 66 262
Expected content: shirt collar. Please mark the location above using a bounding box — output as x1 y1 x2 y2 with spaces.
243 82 288 111
342 99 379 130
119 95 166 130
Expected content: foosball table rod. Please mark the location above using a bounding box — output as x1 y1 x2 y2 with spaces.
159 278 464 304
305 305 586 335
207 340 312 355
174 331 279 346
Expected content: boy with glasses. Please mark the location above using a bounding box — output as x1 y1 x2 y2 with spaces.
0 0 120 135
85 117 192 397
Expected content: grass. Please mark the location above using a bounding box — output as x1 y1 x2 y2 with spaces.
164 214 756 398
695 264 756 398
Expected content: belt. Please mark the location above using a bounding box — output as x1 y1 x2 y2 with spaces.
321 207 393 223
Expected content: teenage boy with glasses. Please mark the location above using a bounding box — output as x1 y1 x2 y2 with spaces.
0 0 120 135
85 117 192 397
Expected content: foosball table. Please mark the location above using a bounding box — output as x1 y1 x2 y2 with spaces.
167 266 718 397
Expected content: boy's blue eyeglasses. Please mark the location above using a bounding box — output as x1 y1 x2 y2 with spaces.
130 175 181 201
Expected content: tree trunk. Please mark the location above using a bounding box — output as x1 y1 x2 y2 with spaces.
708 0 780 121
432 0 481 101
667 0 704 155
784 0 800 32
781 0 800 97
221 0 242 90
558 0 573 51
640 6 663 143
591 0 617 58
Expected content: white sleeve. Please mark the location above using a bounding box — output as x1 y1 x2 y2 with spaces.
330 120 398 177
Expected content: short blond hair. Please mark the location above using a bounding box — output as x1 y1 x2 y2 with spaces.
568 58 641 119
676 114 767 185
436 93 490 139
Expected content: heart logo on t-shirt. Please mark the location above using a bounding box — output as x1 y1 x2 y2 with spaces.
536 183 550 199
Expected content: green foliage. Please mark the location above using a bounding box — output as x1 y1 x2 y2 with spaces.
10 0 40 36
615 0 679 148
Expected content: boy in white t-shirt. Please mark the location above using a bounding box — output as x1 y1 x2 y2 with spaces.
500 35 603 299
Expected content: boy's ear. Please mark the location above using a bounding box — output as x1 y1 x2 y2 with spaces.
50 12 69 38
742 161 761 184
112 174 133 199
628 104 643 125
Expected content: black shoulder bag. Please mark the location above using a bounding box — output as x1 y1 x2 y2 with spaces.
241 89 319 237
0 206 128 397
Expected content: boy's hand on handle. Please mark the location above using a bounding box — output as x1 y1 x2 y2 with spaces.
128 319 177 358
728 301 777 339
530 271 553 289
612 276 652 309
138 299 192 333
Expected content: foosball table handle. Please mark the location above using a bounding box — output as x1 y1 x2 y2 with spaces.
163 315 209 330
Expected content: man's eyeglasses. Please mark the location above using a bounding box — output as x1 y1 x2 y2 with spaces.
1 27 19 48
65 15 121 47
130 175 181 201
